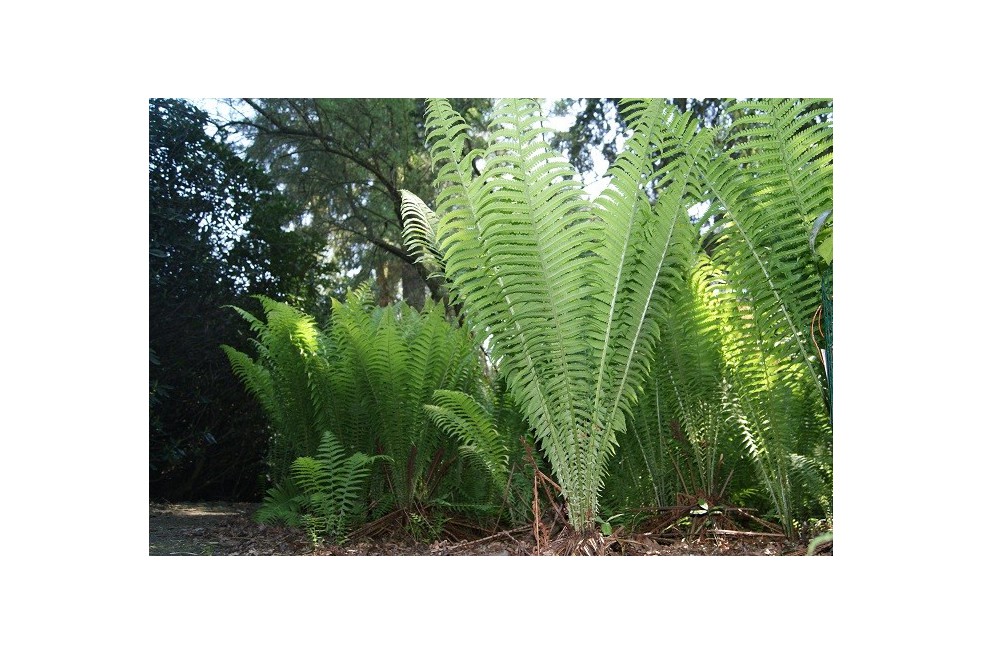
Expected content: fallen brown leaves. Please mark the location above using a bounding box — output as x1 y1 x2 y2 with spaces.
150 502 830 556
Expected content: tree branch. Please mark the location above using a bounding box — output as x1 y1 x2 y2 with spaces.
241 99 403 205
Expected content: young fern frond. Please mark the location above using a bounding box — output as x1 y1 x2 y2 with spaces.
288 430 388 543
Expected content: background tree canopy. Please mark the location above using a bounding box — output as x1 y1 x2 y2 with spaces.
550 98 728 178
230 98 492 309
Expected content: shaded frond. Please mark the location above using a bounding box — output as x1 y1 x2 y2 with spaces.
425 389 509 493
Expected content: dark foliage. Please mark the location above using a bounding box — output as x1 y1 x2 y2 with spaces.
149 99 330 501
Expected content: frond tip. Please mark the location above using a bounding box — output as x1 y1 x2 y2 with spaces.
400 190 445 276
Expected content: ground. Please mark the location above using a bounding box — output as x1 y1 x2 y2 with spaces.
149 502 831 556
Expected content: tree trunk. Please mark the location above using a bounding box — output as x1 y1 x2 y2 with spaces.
376 260 395 306
401 260 427 309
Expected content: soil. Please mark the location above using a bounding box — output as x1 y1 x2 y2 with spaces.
149 502 831 556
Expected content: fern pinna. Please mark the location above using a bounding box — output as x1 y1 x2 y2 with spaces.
402 99 708 533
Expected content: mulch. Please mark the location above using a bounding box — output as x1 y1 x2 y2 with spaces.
149 502 831 556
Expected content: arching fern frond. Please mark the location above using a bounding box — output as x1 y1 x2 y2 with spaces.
222 296 334 480
401 189 445 276
417 98 605 529
425 389 509 493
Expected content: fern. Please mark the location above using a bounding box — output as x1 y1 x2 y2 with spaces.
255 478 305 528
222 297 334 480
699 98 832 402
402 98 708 532
401 190 445 277
403 97 833 535
226 288 511 536
602 255 749 515
680 99 835 534
703 252 832 533
327 295 483 514
288 431 388 543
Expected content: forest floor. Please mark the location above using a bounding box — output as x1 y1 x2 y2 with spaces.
149 502 831 556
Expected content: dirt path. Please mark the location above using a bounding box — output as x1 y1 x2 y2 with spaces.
149 502 313 555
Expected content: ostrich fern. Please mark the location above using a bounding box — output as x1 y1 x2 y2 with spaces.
221 297 332 481
404 98 832 535
256 430 388 544
696 99 833 533
224 292 503 536
402 98 709 533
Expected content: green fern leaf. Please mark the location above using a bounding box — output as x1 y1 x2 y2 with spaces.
425 389 509 493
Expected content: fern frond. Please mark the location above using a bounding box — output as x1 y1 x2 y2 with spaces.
700 98 831 400
693 100 834 533
425 389 509 493
584 101 712 516
604 254 750 514
403 99 712 531
725 98 833 228
418 98 607 528
400 189 445 276
221 345 282 429
255 479 304 527
704 252 831 534
223 297 337 478
287 431 388 543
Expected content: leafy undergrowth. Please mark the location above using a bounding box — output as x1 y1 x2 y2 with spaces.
149 502 831 556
